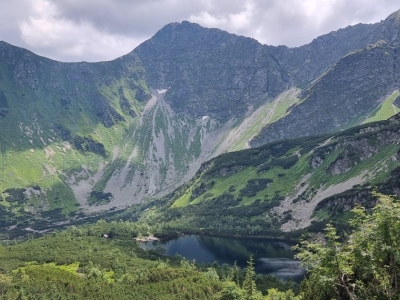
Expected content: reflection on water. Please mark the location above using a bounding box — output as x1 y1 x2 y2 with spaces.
139 235 305 281
257 258 304 282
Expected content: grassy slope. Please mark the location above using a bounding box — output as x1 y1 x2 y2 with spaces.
142 115 400 237
0 62 147 220
363 90 400 124
226 89 300 153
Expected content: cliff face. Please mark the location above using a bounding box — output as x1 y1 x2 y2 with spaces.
273 23 379 84
251 41 400 146
248 11 400 147
132 21 292 121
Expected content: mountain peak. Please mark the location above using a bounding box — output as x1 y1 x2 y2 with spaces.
0 40 11 48
156 21 203 34
386 8 400 22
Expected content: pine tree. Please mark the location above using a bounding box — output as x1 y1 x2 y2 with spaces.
242 256 262 300
232 261 240 286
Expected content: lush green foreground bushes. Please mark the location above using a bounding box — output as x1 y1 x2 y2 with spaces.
233 193 400 300
0 221 296 299
293 194 400 299
1 193 399 299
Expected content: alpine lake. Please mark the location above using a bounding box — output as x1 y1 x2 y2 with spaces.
138 234 305 282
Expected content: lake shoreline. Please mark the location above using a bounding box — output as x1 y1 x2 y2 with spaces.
134 235 161 242
154 230 301 244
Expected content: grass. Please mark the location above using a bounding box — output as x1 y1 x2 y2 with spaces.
259 154 311 199
1 149 57 189
17 262 80 275
227 89 300 152
173 145 312 208
363 90 400 124
171 189 192 208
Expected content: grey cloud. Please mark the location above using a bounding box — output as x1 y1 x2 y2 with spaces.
51 0 207 38
0 0 34 46
257 0 400 46
191 0 400 47
0 0 399 62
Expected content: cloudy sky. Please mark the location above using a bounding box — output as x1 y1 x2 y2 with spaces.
0 0 398 62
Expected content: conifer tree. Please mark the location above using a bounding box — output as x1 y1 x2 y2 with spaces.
232 261 240 286
242 256 262 300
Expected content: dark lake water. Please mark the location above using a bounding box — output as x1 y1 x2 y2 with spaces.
138 234 305 281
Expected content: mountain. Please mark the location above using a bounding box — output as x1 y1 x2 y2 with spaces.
132 21 291 120
1 9 400 232
251 40 400 146
136 114 400 238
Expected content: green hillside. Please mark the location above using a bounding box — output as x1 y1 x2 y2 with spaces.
135 114 400 238
0 221 297 299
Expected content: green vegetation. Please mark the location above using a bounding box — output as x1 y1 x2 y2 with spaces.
133 114 400 239
0 221 297 299
363 90 400 124
226 89 300 152
293 194 400 299
3 21 400 298
0 63 149 221
3 194 399 299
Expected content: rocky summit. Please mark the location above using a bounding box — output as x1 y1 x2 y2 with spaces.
1 9 400 232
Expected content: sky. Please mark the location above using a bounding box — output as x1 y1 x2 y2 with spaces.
0 0 399 62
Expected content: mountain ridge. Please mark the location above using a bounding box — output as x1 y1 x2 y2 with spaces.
1 10 400 233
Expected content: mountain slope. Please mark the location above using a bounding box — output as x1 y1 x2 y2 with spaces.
251 41 400 146
132 21 292 120
273 23 379 84
138 114 400 237
0 33 295 230
0 42 238 225
2 9 400 231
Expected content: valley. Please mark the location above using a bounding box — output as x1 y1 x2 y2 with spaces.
2 11 400 234
2 5 400 299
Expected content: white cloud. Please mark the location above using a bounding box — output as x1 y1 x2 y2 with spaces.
0 0 398 61
188 0 400 46
18 0 141 61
